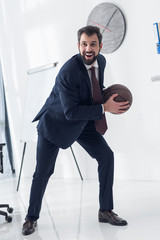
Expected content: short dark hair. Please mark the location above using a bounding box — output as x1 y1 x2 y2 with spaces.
77 25 102 45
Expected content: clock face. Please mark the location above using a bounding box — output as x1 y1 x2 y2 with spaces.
87 2 126 54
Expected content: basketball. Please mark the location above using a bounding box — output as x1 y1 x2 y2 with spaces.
102 84 133 111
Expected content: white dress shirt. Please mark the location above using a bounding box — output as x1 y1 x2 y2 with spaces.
84 61 104 113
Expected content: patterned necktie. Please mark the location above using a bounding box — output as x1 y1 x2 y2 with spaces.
90 67 108 135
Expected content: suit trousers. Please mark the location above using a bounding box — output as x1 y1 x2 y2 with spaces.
26 121 114 221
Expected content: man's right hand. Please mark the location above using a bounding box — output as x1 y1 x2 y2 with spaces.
103 94 130 114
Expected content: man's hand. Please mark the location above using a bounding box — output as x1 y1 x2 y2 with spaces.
103 93 130 114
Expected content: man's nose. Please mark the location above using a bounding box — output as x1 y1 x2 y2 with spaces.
86 44 92 51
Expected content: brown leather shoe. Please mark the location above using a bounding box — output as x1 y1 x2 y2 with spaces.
99 210 128 226
22 218 37 235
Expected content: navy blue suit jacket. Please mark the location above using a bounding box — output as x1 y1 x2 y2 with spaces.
33 53 106 149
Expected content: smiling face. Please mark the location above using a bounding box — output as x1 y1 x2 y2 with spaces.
77 33 103 65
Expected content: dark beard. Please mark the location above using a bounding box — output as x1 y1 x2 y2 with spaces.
80 52 98 65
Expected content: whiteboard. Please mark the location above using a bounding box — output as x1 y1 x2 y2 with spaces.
20 62 58 142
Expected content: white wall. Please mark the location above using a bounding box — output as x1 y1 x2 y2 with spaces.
0 0 160 181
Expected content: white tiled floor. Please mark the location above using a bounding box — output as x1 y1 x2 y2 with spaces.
0 176 160 240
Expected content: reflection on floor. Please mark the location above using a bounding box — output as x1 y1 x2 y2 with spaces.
0 176 160 240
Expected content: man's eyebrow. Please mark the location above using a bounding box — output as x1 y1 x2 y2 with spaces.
91 41 98 43
81 40 98 43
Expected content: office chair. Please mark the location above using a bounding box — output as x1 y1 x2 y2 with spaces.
0 143 13 222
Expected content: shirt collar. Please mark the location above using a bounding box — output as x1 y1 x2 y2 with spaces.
84 60 98 70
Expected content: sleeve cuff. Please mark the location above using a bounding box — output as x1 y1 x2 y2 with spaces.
101 104 104 114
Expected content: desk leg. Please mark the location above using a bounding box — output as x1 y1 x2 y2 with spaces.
16 143 82 191
16 142 26 191
70 146 83 180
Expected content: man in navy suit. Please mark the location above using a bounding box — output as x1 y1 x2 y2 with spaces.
22 26 129 235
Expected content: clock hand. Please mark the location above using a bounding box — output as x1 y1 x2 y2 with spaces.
90 20 111 32
102 9 118 33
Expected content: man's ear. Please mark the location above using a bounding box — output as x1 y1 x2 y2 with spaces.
77 43 80 49
99 43 103 51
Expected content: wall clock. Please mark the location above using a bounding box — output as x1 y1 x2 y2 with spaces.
87 2 126 54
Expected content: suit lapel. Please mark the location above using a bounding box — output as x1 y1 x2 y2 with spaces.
76 54 104 97
76 54 93 98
